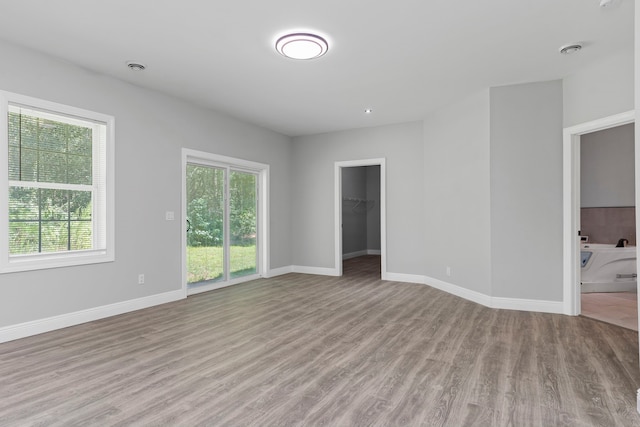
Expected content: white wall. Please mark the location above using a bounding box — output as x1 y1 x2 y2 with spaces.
563 49 634 128
490 80 564 301
0 40 292 329
581 123 635 208
423 90 492 295
291 122 424 275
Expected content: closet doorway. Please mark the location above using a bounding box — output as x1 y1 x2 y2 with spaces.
334 158 387 279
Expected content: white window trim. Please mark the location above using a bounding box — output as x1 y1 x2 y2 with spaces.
0 91 115 273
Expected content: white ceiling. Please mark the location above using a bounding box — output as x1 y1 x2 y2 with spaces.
0 0 633 136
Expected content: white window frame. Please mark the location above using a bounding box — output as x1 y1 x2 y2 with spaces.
0 91 115 273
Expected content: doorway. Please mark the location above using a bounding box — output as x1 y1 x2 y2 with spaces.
562 111 636 317
182 149 269 296
334 158 387 279
341 166 381 277
579 123 637 330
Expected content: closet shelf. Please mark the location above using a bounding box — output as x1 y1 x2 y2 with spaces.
343 196 375 213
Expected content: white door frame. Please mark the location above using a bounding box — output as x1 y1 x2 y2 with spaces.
334 158 387 279
182 148 269 296
562 111 635 315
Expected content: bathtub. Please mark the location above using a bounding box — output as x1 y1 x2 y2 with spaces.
581 243 637 293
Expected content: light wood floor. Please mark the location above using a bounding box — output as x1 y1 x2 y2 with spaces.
1 255 639 426
582 291 639 331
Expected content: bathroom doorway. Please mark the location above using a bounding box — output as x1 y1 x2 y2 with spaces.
563 111 635 319
579 123 637 330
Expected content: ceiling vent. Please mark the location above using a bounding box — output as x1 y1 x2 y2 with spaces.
559 44 582 55
126 61 146 71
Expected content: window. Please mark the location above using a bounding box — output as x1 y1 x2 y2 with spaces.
0 91 114 273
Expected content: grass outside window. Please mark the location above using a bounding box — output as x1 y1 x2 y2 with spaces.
187 245 256 283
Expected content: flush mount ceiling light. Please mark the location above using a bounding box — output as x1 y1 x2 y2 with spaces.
126 61 146 71
364 108 373 114
559 43 582 55
276 33 329 60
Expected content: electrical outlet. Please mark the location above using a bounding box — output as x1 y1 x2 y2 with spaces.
446 266 451 277
165 211 175 221
138 274 145 285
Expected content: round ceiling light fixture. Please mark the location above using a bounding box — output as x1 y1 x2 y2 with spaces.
126 61 146 71
276 32 329 60
559 43 582 55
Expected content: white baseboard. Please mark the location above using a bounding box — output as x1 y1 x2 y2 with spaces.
292 265 340 276
342 249 382 260
0 289 185 344
424 275 492 307
490 296 564 314
423 275 562 314
284 267 563 314
343 250 367 260
385 272 426 285
637 389 640 414
265 266 293 278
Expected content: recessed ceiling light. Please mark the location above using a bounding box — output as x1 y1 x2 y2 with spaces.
276 33 328 60
364 108 373 114
126 61 146 71
559 44 582 55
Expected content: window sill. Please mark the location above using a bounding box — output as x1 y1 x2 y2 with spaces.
0 250 114 274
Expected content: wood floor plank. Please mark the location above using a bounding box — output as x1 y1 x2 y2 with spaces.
0 255 639 426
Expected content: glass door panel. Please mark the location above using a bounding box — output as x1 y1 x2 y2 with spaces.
186 164 225 284
229 170 258 279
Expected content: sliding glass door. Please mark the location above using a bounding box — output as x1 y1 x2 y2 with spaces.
186 163 258 288
229 170 257 278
